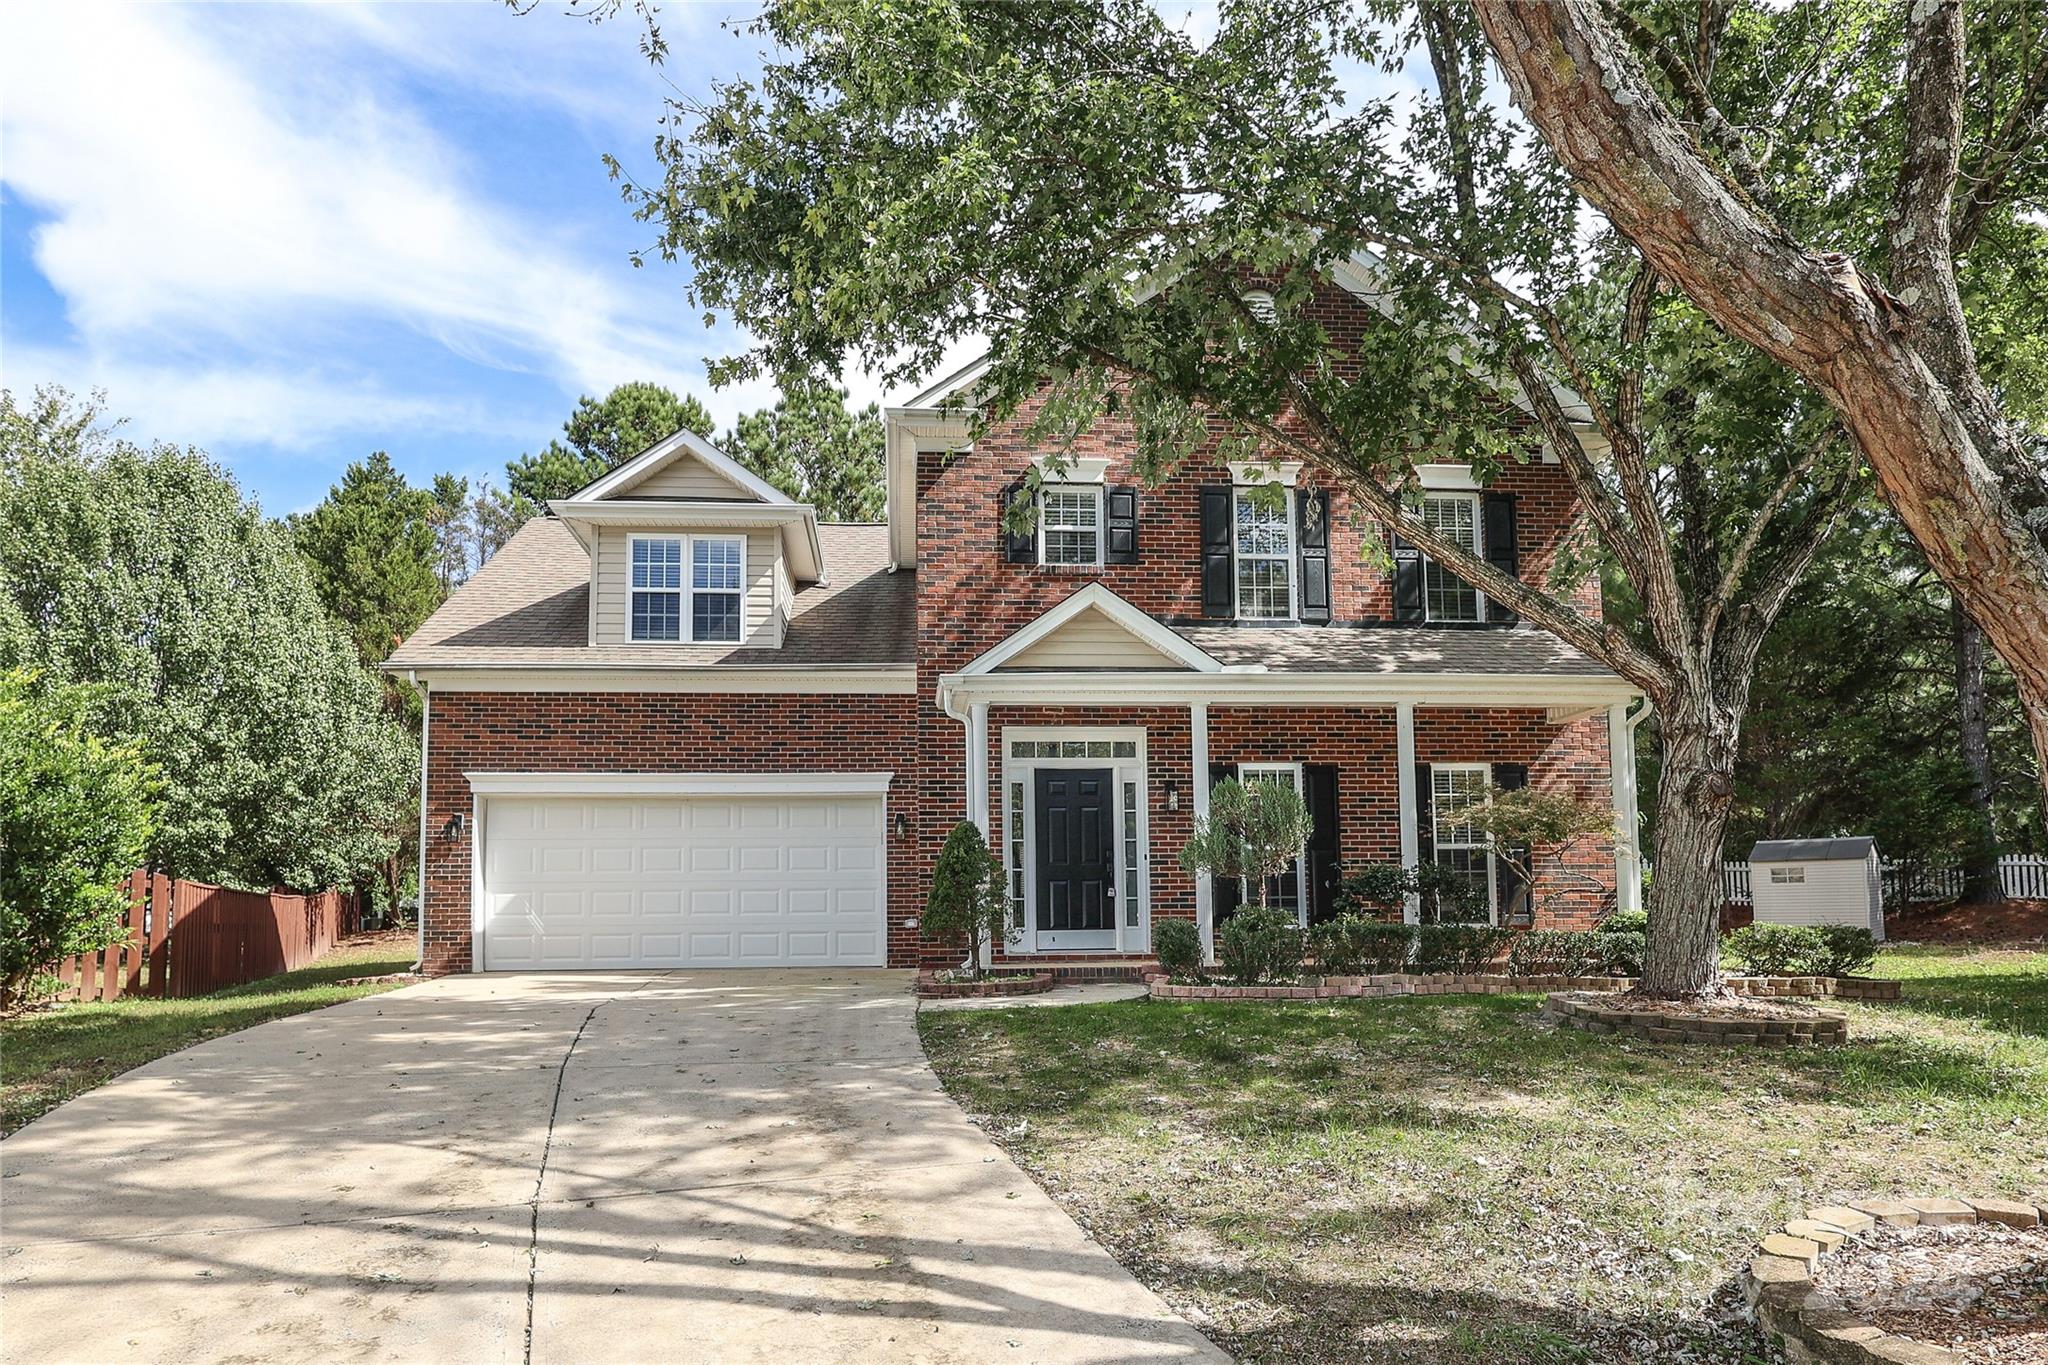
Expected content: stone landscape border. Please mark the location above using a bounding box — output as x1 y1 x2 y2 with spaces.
914 971 1056 1000
1742 1196 2048 1364
1145 972 1899 1004
1543 993 1849 1047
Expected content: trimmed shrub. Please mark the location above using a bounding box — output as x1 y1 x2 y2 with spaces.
1333 864 1411 919
1216 906 1304 985
1311 916 1415 975
1603 910 1649 936
1723 923 1819 977
1809 925 1879 978
1413 923 1508 974
1506 928 1606 978
1152 917 1202 981
1597 929 1647 977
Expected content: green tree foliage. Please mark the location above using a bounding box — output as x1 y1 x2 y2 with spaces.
0 388 417 893
923 821 1010 975
719 380 884 521
0 670 160 1006
505 381 716 504
1465 787 1616 922
1179 779 1314 914
290 451 442 665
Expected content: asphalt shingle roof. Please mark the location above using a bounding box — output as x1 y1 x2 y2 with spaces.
1176 624 1617 676
387 518 913 669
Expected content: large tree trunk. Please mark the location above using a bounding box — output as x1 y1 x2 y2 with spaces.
1641 709 1739 998
1471 0 2048 841
1952 603 2004 905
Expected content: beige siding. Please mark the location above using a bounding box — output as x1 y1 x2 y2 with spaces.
620 452 754 501
1751 860 1883 934
590 526 778 647
998 609 1184 670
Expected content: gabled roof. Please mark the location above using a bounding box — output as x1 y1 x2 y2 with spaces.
574 426 792 505
956 584 1227 675
1750 837 1878 863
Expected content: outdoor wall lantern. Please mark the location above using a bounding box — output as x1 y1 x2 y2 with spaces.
892 811 908 838
1165 780 1181 813
442 812 465 841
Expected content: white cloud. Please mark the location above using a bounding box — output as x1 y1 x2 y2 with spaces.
0 1 750 448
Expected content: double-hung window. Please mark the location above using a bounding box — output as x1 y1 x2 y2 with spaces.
630 534 745 643
1430 764 1495 923
1235 486 1294 619
1419 493 1483 623
1238 762 1307 920
1039 485 1103 565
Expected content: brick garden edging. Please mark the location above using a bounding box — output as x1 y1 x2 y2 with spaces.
1145 973 1899 1007
914 971 1056 1000
1741 1196 2047 1364
1543 993 1849 1047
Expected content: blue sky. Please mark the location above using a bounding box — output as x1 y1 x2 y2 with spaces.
0 2 847 515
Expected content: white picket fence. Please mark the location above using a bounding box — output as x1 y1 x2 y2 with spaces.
1721 854 2048 905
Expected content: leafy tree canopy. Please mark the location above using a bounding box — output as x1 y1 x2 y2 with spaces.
505 381 716 504
290 451 442 665
719 380 884 521
0 388 416 893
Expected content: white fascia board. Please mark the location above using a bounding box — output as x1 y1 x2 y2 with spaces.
577 427 794 505
401 665 915 694
884 408 976 570
904 354 992 409
940 668 1640 711
466 771 895 797
957 583 1225 675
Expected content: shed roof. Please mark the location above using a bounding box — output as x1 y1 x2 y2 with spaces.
1748 837 1878 863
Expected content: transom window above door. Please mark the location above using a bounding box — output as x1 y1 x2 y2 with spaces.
1235 487 1294 619
1419 494 1482 623
630 534 745 643
1039 486 1103 565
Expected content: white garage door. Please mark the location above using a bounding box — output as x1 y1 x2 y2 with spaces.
480 794 885 969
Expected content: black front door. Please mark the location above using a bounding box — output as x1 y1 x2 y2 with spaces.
1035 768 1114 935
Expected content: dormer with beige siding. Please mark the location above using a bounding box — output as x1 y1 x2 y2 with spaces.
549 429 825 653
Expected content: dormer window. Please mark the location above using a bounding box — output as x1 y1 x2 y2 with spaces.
631 533 745 643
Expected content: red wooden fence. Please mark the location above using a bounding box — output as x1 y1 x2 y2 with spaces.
53 872 362 1002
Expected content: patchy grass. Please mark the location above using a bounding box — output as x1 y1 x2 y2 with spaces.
1 930 417 1134
918 945 2048 1364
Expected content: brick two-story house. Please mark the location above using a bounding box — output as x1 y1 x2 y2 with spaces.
389 286 1645 975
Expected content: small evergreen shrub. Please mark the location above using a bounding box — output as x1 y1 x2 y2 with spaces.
1596 928 1647 976
1216 906 1304 985
1413 923 1508 974
1505 928 1605 978
1603 910 1649 936
1311 916 1415 975
1723 923 1820 977
922 821 1011 977
1152 917 1203 980
1809 925 1879 977
1333 864 1411 919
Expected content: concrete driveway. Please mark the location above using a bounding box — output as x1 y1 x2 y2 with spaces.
0 971 1226 1364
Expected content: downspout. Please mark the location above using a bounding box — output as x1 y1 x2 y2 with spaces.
409 670 429 973
1623 696 1652 912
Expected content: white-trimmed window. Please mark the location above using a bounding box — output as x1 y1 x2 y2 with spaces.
1420 493 1483 623
630 536 684 642
690 535 745 642
1039 485 1103 565
1235 486 1294 619
1431 763 1495 923
631 534 745 643
1239 762 1307 920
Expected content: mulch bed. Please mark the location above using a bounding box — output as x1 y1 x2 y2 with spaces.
1585 990 1835 1021
1811 1221 2048 1363
1887 897 2048 945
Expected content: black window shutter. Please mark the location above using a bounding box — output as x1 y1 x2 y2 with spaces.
1106 485 1139 564
999 481 1035 564
1482 492 1519 625
1492 762 1531 924
1297 490 1332 625
1413 763 1434 863
1391 531 1425 623
1200 486 1234 618
1304 764 1341 923
1208 761 1241 922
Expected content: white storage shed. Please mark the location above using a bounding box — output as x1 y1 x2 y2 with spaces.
1747 837 1884 940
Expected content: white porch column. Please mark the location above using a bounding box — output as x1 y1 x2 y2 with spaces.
1396 701 1420 924
967 701 990 835
1608 701 1643 912
1190 702 1212 962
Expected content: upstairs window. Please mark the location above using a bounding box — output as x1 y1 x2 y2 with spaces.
1235 486 1294 619
690 536 745 642
630 537 683 642
1419 493 1482 623
1039 486 1103 565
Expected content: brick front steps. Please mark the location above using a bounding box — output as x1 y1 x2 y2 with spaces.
1146 973 1898 1009
1543 993 1850 1047
1741 1197 2047 1363
914 971 1056 1000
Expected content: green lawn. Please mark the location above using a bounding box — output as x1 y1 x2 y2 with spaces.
1 931 417 1134
918 946 2048 1364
